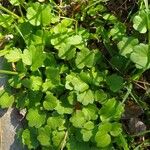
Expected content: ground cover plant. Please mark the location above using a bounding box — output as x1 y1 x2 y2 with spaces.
0 0 150 149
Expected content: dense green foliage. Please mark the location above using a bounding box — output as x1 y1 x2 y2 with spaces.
0 0 150 149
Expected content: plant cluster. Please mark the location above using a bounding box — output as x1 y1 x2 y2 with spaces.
0 0 150 149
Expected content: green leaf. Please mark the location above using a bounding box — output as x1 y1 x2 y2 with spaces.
98 122 112 134
55 101 73 115
133 11 148 33
130 43 150 69
109 22 126 40
99 98 124 121
95 131 111 148
22 76 42 91
52 130 65 147
43 92 58 110
0 14 14 28
79 71 93 85
30 30 48 46
47 115 65 130
22 128 39 149
90 67 105 86
83 121 94 130
80 69 104 87
110 123 122 137
8 75 22 88
0 90 14 108
117 37 139 57
66 136 96 150
106 74 123 92
80 129 93 142
116 134 129 150
70 110 86 128
44 53 56 67
87 4 106 16
0 49 9 57
66 35 83 45
22 49 32 65
75 48 97 69
65 73 89 92
45 67 60 85
82 104 98 121
18 21 34 46
57 43 76 60
77 89 94 105
23 45 46 71
103 13 117 22
94 90 107 104
27 91 43 107
26 2 52 26
37 125 51 146
61 18 73 27
5 48 22 62
26 108 46 128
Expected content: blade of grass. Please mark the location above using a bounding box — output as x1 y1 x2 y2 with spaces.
0 70 18 75
0 4 20 19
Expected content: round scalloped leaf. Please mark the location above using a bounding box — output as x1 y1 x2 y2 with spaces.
26 108 46 128
98 122 112 134
37 125 51 146
5 48 22 62
95 131 111 148
99 98 124 121
83 121 94 130
75 48 96 69
47 116 65 130
117 37 139 57
22 128 39 149
94 90 107 104
22 76 43 91
133 11 147 33
77 89 94 106
0 90 14 108
106 74 123 92
52 130 65 147
26 2 52 26
70 110 86 128
110 122 122 137
65 73 89 92
82 104 98 121
43 92 58 110
80 129 93 142
130 43 150 69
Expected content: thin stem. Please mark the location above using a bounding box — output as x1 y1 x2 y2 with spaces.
143 0 150 70
0 70 18 75
0 5 20 19
122 84 132 104
60 130 68 150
